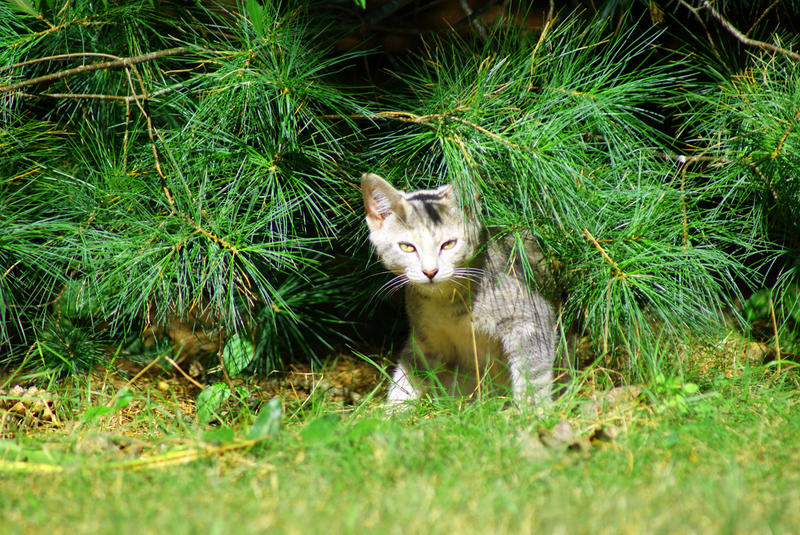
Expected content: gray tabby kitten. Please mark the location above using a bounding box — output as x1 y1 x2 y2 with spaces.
361 173 555 407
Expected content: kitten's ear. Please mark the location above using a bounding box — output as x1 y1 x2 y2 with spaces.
435 184 455 201
443 182 481 215
361 173 407 229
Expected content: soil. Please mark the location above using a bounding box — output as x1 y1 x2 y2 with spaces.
0 353 386 437
0 328 780 438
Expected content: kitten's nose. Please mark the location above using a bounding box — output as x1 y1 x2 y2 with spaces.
422 268 439 281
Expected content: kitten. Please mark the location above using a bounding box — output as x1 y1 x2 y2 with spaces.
361 173 555 407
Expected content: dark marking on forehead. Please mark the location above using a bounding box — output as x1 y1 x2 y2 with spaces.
402 187 456 227
406 198 444 226
420 200 442 224
406 191 446 202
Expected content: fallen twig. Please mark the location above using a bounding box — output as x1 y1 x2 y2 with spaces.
163 355 206 390
0 437 270 473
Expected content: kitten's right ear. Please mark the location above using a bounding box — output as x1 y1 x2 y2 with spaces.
361 173 406 229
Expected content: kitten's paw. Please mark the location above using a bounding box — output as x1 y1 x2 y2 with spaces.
512 388 553 417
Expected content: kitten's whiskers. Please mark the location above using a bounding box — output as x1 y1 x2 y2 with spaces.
454 267 484 284
376 275 409 297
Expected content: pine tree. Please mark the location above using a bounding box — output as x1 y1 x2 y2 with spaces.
1 0 798 379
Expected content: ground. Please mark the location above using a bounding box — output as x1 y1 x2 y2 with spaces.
0 339 798 534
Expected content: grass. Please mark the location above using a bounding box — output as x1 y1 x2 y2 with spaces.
1 358 799 535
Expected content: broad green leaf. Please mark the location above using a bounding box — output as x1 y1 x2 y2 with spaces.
682 383 700 395
247 398 282 439
112 388 134 411
81 405 113 422
80 388 133 422
196 382 231 425
222 334 255 376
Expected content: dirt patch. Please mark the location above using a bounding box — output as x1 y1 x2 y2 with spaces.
258 356 385 404
1 353 387 437
0 385 60 433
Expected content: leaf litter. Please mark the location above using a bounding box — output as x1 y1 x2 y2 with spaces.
518 386 645 460
0 354 383 472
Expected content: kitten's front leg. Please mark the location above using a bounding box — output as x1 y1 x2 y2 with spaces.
387 359 421 406
502 322 554 406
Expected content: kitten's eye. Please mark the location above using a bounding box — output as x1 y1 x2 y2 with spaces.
441 239 457 250
398 242 416 253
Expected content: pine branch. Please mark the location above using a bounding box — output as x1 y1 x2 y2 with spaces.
582 229 626 280
661 151 780 205
0 47 190 93
457 0 488 42
1 52 118 72
92 53 242 258
448 116 533 151
318 108 467 124
701 1 800 61
675 0 722 60
746 0 780 37
771 109 800 160
319 109 534 151
529 1 555 80
17 82 186 102
121 61 175 208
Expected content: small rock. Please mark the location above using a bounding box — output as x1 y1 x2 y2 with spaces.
541 419 577 450
517 429 551 460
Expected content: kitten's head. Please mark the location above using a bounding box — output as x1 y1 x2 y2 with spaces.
361 173 481 290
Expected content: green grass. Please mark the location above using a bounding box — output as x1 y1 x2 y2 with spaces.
1 368 799 535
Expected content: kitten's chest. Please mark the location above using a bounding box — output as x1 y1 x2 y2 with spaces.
407 289 504 366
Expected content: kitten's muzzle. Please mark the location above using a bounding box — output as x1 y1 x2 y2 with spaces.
422 268 439 281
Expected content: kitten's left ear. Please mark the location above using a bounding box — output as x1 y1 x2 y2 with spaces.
361 173 407 229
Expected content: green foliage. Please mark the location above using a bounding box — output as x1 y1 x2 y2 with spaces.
80 387 134 423
221 333 256 376
648 372 702 414
195 382 233 425
682 50 800 265
0 120 72 346
741 285 800 356
674 11 800 356
33 320 109 378
1 0 798 384
0 0 364 368
367 15 752 365
247 397 282 439
253 267 357 372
